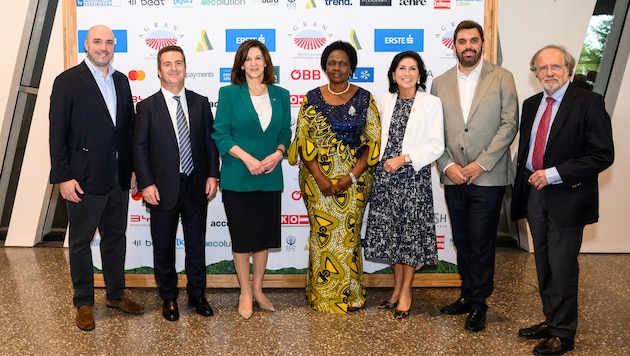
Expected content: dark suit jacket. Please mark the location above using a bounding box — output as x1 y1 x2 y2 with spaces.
133 89 220 211
49 60 135 194
511 83 614 226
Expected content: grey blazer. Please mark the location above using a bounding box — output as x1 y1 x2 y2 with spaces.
430 60 519 186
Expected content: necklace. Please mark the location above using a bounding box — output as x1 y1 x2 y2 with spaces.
328 82 350 96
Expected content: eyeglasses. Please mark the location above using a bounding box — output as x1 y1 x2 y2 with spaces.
536 64 565 74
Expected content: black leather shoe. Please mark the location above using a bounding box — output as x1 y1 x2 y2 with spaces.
533 336 575 355
440 297 471 315
188 295 213 317
464 309 486 332
519 322 549 339
162 299 179 321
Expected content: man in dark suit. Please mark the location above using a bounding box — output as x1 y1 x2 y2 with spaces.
512 45 614 355
49 25 144 331
133 45 220 321
430 20 519 332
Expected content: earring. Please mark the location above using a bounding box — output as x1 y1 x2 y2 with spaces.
417 78 421 84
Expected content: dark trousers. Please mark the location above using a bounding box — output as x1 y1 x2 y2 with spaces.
67 174 128 307
445 184 505 312
527 188 583 340
150 174 208 300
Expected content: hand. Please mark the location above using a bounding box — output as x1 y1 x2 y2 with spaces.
261 150 283 174
330 175 352 196
317 177 335 197
59 179 84 203
243 155 266 176
205 177 218 200
444 164 468 185
461 162 485 185
383 156 406 174
142 184 160 205
130 172 138 196
527 170 548 190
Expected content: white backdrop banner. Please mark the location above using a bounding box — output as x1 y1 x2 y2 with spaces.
77 0 485 274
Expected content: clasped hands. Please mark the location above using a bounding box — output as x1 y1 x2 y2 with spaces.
318 175 353 197
445 162 485 185
244 150 284 176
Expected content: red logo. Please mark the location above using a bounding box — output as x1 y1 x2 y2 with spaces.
130 214 151 223
290 94 304 106
290 69 321 81
436 235 445 250
291 190 302 200
281 214 309 225
434 0 450 9
128 70 146 81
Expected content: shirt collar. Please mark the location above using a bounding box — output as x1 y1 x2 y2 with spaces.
457 59 483 78
161 87 186 101
85 58 114 79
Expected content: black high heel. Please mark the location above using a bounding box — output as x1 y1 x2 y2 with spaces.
393 309 410 319
378 300 398 309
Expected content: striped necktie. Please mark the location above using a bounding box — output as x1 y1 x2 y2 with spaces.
173 96 193 175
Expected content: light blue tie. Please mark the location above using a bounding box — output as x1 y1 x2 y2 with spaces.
173 96 193 175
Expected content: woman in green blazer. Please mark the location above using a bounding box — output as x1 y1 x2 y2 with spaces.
212 40 292 320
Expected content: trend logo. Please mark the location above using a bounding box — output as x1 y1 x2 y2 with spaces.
197 30 214 52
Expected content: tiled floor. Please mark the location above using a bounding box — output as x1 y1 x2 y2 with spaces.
0 244 628 355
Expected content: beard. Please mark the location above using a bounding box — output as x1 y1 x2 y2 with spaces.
456 49 482 68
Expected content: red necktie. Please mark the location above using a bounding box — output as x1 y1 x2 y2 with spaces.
532 97 555 171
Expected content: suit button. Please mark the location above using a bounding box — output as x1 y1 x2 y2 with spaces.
464 128 469 132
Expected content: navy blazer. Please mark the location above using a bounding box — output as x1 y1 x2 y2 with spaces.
49 60 135 194
511 83 614 226
133 89 220 211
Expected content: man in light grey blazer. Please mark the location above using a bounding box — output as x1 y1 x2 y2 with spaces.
430 20 519 332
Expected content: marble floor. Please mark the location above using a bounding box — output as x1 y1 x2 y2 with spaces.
0 244 628 356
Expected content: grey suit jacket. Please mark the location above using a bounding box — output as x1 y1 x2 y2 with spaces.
430 60 519 186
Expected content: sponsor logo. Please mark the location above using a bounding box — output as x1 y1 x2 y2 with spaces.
291 190 302 200
434 213 448 228
434 0 450 9
398 0 426 5
359 0 390 5
186 71 215 79
197 30 214 52
131 191 143 200
273 66 280 84
78 30 128 53
251 0 280 5
173 0 194 7
436 22 457 60
139 22 184 51
290 69 321 81
128 70 146 81
286 235 297 252
281 214 309 225
290 94 305 106
225 29 276 52
132 95 145 104
324 0 352 5
127 0 165 5
286 0 297 9
201 0 246 6
219 68 232 82
206 240 232 247
304 0 317 8
290 23 328 50
455 0 482 6
350 67 374 82
77 0 121 6
374 29 424 52
436 235 445 249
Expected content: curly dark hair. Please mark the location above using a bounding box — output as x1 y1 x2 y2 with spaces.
320 40 358 76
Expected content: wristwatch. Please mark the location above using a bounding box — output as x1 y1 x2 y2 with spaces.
404 154 411 164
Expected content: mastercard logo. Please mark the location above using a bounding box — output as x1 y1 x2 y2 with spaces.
128 70 146 81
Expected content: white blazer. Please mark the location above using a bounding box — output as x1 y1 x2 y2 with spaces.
378 90 445 171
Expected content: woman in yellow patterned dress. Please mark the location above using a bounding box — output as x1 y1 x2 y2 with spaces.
288 41 381 313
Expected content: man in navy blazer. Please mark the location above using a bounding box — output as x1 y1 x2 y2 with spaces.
512 45 614 355
133 45 220 321
49 25 144 331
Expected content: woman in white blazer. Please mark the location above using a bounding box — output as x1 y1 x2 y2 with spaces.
364 51 444 319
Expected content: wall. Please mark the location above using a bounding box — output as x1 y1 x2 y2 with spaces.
4 0 629 252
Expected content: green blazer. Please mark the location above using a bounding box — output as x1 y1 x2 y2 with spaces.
212 83 292 192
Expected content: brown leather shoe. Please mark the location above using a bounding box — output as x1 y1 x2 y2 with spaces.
76 305 95 331
106 295 145 315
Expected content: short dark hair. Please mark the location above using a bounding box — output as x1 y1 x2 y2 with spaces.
387 51 428 93
454 20 484 43
320 40 358 75
230 40 275 85
157 45 186 68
